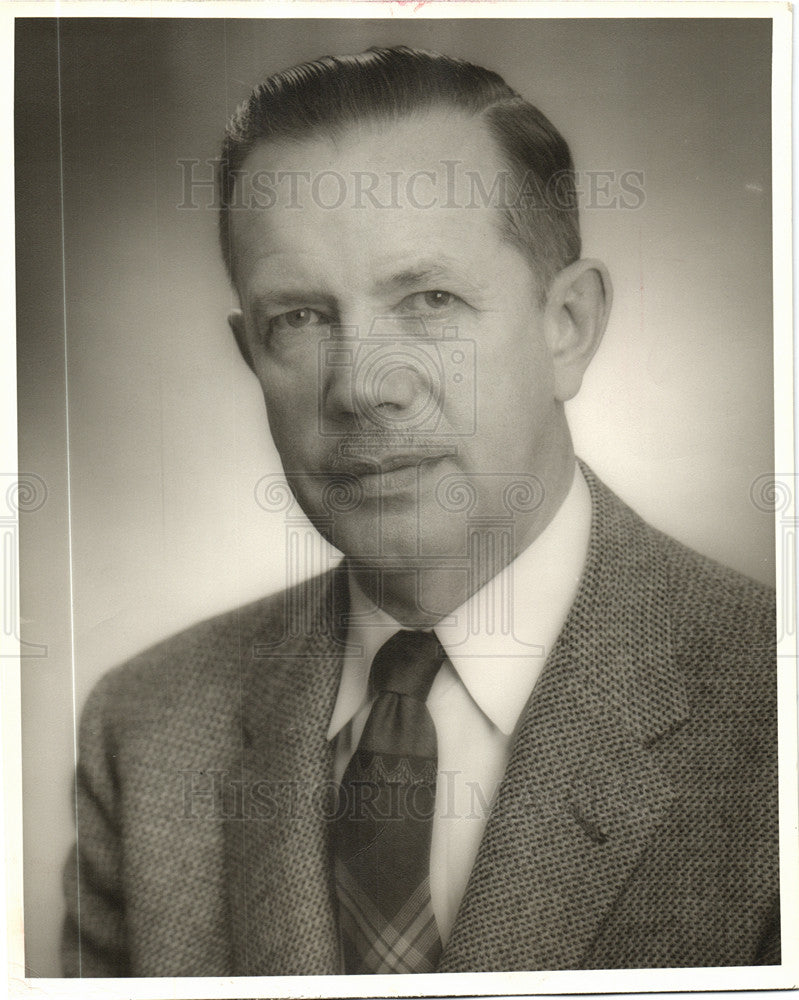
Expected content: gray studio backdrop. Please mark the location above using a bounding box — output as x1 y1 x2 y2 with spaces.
16 17 773 977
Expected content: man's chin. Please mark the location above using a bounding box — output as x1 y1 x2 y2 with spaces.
319 504 467 566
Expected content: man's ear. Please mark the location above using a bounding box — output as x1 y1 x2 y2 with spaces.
545 259 612 402
228 310 255 373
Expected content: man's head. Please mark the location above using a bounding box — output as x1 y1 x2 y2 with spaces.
220 47 611 618
218 46 580 300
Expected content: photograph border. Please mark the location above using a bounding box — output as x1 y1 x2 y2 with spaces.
2 2 796 998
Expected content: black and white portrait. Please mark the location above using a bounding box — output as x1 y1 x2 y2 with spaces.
10 9 795 996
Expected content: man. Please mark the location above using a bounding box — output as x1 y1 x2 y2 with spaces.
62 46 779 977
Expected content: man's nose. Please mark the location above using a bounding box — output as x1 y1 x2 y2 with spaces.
323 339 436 430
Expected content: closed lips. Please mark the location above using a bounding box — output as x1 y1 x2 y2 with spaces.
343 453 445 475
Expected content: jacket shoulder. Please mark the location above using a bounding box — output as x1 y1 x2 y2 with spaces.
655 522 775 671
81 580 330 745
581 462 775 685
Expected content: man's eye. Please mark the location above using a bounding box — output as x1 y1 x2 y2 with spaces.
402 290 458 312
270 307 329 332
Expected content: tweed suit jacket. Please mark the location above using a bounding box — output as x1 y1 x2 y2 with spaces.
62 465 780 976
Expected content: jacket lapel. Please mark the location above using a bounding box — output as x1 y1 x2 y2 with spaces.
439 467 691 972
225 567 349 975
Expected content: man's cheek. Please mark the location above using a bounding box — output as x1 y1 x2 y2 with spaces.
265 394 314 439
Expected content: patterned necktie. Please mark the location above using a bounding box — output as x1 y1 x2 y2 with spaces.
334 628 446 974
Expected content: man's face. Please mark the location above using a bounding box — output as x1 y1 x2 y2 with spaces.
230 109 573 574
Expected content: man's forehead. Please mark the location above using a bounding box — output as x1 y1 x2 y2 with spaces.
228 112 520 288
239 248 493 304
233 108 510 209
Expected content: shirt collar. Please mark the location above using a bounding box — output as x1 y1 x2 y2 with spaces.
327 463 591 740
326 598 400 741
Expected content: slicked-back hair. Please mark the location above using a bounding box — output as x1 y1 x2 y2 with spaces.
218 46 581 298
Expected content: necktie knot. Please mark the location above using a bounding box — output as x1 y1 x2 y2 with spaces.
370 629 446 702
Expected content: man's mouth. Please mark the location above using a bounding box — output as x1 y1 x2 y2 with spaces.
328 439 458 478
340 453 443 477
319 442 459 501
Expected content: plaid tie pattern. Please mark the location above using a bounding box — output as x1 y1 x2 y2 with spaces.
334 629 446 974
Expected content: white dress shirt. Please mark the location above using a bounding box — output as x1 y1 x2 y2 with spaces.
327 462 591 944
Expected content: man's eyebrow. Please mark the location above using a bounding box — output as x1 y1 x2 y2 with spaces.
373 260 487 295
250 287 337 313
246 259 488 312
